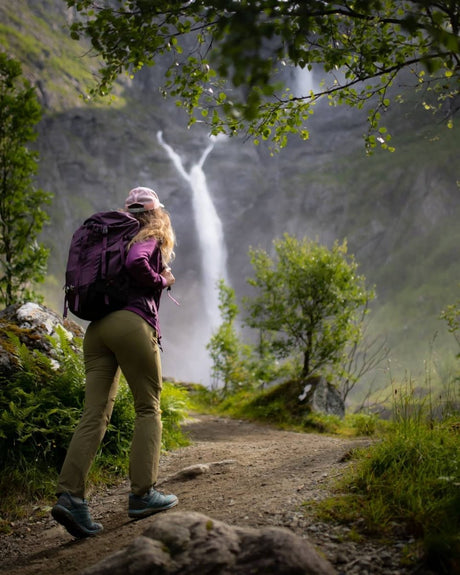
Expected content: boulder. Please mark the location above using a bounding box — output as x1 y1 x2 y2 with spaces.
82 511 336 575
0 302 83 374
299 376 345 419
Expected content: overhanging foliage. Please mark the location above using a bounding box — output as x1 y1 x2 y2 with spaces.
65 0 459 149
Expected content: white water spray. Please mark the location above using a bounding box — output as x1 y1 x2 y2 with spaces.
157 131 228 333
294 67 316 97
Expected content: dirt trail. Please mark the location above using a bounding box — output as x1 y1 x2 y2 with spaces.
0 415 396 575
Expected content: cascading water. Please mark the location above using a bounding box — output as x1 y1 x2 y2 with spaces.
157 131 228 383
294 67 316 97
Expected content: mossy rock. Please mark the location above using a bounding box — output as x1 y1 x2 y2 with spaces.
248 376 345 421
0 302 83 376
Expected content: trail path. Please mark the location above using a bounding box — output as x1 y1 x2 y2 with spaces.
0 414 415 574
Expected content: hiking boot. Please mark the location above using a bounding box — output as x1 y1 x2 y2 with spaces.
128 488 178 519
51 493 103 538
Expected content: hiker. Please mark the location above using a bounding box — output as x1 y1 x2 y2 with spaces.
51 187 178 538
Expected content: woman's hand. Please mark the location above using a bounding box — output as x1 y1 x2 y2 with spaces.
161 266 175 287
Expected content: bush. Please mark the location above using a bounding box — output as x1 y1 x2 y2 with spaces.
160 381 192 450
0 329 85 471
0 330 191 521
345 412 380 436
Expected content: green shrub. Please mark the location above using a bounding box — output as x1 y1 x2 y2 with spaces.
0 330 191 522
345 412 380 436
0 329 85 471
187 382 222 412
160 381 191 450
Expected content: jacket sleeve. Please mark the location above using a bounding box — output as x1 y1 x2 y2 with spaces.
125 238 168 289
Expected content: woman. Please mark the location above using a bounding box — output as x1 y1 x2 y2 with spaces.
51 187 178 538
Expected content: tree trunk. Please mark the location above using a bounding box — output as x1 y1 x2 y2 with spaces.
302 348 310 378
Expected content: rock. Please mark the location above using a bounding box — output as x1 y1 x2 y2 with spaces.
170 463 211 479
82 511 337 575
300 376 345 419
248 376 345 422
158 460 238 484
0 302 84 374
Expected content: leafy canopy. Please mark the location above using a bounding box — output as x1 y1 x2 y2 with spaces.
244 234 374 379
0 53 52 307
65 0 459 149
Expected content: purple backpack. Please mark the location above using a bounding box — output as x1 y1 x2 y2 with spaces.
64 211 140 321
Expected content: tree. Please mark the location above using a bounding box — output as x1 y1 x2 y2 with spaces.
0 53 52 307
243 234 374 381
65 0 459 149
207 279 290 394
207 279 250 394
339 309 390 402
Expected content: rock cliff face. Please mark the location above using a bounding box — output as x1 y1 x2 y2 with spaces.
2 0 460 390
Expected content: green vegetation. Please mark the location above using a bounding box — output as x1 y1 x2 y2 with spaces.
195 287 460 573
0 329 190 529
245 235 373 381
207 235 374 401
199 380 383 436
65 1 458 150
0 1 127 110
0 53 52 306
207 279 251 394
308 381 460 573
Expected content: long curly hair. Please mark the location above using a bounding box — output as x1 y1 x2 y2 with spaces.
128 208 176 264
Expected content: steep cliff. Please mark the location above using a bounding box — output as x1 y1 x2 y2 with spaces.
1 0 459 394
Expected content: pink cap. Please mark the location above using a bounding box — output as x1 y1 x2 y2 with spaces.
124 187 164 212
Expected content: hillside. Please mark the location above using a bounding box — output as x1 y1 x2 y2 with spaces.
1 0 459 397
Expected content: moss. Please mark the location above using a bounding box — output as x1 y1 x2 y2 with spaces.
0 323 41 360
231 378 321 426
0 0 126 110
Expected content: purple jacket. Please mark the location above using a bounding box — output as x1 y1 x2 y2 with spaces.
123 238 168 337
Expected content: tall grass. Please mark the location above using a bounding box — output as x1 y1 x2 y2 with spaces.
311 378 460 573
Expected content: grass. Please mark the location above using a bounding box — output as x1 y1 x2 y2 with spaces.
306 379 460 574
0 0 127 110
194 378 386 437
192 368 460 573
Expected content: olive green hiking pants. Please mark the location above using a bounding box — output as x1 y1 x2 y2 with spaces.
56 310 163 498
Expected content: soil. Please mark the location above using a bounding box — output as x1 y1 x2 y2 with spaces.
0 414 421 575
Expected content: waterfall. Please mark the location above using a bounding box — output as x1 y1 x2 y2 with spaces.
294 67 316 97
157 131 228 351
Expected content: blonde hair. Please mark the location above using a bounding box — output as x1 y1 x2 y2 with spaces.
128 208 176 264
